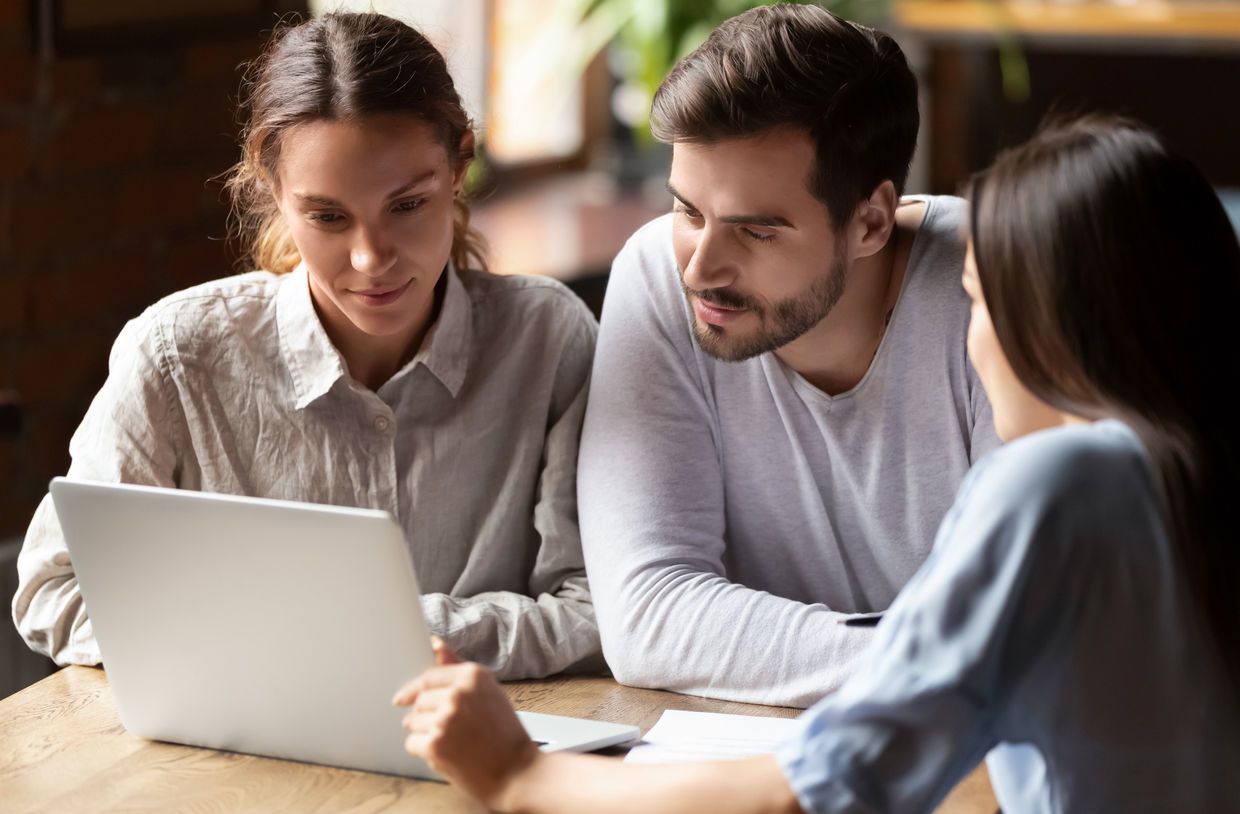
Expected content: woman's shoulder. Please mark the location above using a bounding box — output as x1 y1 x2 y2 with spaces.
456 267 597 335
915 421 1166 641
117 271 286 359
981 421 1150 498
143 271 283 320
954 421 1160 552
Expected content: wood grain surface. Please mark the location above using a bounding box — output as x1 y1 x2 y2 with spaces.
1 666 996 813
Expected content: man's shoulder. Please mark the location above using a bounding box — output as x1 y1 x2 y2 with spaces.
906 195 967 259
622 211 675 249
919 194 968 225
603 213 674 298
613 213 677 276
603 213 692 325
896 195 970 311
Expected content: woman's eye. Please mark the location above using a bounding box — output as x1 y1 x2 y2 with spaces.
394 198 426 214
307 212 344 224
742 228 775 243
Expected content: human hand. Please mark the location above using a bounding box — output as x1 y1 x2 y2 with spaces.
393 637 540 810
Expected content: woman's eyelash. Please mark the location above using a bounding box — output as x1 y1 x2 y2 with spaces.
394 198 426 213
304 198 425 224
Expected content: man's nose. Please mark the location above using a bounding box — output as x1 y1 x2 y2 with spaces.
681 225 737 292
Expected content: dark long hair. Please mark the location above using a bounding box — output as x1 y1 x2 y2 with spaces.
970 114 1240 693
224 12 486 275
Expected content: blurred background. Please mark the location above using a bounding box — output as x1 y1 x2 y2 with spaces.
3 0 1240 695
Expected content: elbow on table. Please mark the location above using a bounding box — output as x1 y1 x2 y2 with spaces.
596 615 674 691
13 609 63 665
601 646 663 691
13 578 97 667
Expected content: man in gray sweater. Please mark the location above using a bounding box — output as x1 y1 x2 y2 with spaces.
578 5 999 708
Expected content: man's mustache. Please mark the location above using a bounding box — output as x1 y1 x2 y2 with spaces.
682 284 758 311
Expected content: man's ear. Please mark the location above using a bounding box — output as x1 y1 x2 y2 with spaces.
453 131 476 195
848 180 898 260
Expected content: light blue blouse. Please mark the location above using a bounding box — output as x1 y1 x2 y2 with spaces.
776 421 1239 813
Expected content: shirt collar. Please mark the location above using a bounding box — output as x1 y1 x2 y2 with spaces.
276 264 350 410
276 262 473 409
394 260 472 398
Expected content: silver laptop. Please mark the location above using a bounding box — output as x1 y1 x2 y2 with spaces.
50 478 639 779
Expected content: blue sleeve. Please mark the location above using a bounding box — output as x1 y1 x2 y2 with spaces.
774 445 1075 813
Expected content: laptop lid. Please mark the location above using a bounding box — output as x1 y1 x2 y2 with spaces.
51 477 437 778
50 478 640 778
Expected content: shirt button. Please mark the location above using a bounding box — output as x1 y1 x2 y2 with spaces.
374 416 391 432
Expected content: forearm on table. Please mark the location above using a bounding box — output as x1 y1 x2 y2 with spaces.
13 577 99 665
596 569 875 708
501 753 803 814
12 500 100 665
421 589 601 680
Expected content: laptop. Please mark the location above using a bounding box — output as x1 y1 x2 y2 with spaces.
50 477 639 779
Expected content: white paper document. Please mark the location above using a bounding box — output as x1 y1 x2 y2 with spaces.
624 710 799 764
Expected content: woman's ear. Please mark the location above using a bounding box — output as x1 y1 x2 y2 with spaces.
453 131 476 196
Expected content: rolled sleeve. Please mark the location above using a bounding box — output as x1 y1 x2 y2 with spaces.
12 313 183 665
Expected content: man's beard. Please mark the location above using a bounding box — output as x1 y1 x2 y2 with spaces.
682 252 848 362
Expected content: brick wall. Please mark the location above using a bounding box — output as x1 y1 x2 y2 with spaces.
0 0 306 540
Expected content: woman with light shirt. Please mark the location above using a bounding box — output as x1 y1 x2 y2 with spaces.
393 116 1240 811
13 12 602 680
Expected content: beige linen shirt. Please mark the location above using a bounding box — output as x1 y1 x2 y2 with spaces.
13 263 602 679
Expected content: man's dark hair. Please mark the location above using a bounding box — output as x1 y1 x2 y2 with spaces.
650 4 919 229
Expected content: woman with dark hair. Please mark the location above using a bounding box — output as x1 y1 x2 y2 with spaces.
13 12 602 680
392 115 1240 812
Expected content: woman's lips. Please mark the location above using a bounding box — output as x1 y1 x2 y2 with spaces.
351 278 412 307
692 295 748 326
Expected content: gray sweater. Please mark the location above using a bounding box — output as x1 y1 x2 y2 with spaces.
579 196 998 708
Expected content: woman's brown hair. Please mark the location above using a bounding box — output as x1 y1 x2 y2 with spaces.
970 114 1240 692
225 12 487 275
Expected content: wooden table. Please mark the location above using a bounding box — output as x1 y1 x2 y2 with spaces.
1 666 996 813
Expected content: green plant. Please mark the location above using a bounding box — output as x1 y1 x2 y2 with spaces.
554 0 1030 138
558 0 890 135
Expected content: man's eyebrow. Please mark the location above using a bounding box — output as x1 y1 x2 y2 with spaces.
665 182 793 229
721 213 793 228
292 170 438 207
666 182 694 210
